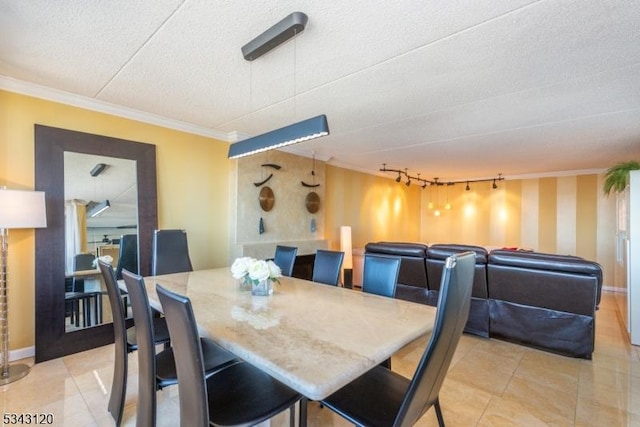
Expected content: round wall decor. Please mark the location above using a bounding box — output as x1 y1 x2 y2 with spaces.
259 186 275 211
305 191 320 213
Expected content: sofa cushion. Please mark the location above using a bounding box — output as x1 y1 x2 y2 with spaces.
365 242 428 289
364 242 427 257
427 244 488 298
488 250 603 307
427 244 488 263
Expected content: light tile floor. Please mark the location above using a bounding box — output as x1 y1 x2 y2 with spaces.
2 292 639 426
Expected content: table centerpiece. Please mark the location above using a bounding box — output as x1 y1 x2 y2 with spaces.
231 257 282 296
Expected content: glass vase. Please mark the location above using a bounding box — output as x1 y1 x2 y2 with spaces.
251 279 273 296
239 277 253 291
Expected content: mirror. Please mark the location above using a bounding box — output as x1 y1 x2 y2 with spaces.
63 152 138 332
35 125 157 362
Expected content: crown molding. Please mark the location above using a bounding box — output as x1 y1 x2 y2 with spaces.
504 168 606 180
0 75 232 141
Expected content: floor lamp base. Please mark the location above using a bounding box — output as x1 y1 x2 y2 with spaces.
0 363 30 385
343 268 353 289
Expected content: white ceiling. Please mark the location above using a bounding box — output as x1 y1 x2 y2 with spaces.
2 0 640 182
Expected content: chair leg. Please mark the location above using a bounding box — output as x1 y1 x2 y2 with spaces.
298 397 308 427
434 398 445 427
289 402 295 427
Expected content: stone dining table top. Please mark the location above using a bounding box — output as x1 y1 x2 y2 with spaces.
143 268 436 400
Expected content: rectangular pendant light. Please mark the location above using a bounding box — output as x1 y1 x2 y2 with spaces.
88 199 111 218
228 114 329 159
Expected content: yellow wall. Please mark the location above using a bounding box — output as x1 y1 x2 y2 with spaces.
324 165 422 249
1 90 230 349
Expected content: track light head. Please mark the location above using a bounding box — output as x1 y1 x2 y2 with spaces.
406 178 411 187
465 182 470 191
492 179 498 189
396 173 401 183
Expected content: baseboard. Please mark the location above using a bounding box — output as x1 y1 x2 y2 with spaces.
602 285 625 293
10 346 35 362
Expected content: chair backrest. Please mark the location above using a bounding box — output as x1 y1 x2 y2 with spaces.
73 253 96 292
97 260 128 424
274 245 298 277
115 234 138 280
98 260 127 340
394 252 475 426
152 229 193 276
74 253 96 271
121 269 157 427
312 249 345 286
157 285 209 427
362 254 401 298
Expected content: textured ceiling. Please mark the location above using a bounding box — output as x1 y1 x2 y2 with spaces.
2 0 640 182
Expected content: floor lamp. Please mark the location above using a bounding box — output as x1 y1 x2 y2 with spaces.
340 226 353 289
0 188 47 385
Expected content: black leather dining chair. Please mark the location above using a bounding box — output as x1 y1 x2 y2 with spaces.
320 252 475 427
72 252 96 292
361 254 401 369
122 269 239 427
151 229 193 276
362 254 401 298
274 245 298 277
115 234 138 280
98 260 172 426
311 249 344 286
157 284 304 427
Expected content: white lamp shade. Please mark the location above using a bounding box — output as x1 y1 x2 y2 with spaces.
0 189 47 229
340 226 353 269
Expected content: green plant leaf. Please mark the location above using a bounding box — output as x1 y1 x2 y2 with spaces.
603 161 640 196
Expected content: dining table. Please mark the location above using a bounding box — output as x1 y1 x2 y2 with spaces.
142 268 437 403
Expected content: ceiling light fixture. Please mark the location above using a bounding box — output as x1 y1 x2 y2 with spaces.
87 200 111 218
241 12 308 61
380 165 504 189
90 163 107 177
229 12 330 159
228 115 329 159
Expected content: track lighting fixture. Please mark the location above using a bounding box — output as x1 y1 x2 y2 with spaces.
380 164 504 189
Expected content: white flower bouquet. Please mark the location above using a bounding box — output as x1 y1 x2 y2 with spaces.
231 257 282 295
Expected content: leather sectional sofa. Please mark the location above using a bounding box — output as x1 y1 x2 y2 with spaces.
364 242 603 359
